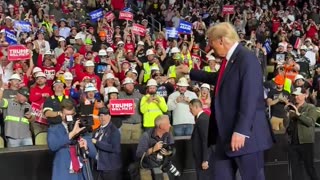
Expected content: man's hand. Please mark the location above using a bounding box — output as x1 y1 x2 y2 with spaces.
231 133 246 152
153 141 163 152
176 64 190 74
201 161 209 170
176 96 184 103
92 138 97 144
96 101 104 108
69 120 85 139
160 148 172 156
78 138 88 150
183 96 190 103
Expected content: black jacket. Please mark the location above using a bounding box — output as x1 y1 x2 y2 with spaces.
191 112 210 166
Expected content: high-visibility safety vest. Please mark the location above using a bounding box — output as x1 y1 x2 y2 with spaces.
272 78 292 93
92 100 100 131
168 65 177 78
203 66 212 72
181 53 193 68
4 115 29 124
143 63 159 83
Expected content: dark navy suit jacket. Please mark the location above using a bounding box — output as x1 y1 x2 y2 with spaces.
190 44 274 157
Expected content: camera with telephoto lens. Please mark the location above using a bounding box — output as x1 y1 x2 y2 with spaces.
160 144 181 177
66 114 93 139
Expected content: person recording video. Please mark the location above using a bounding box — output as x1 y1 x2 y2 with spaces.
285 87 319 180
47 99 97 180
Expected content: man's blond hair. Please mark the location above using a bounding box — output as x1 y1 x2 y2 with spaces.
207 22 240 44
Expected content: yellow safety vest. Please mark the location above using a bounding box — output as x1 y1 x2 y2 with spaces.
181 53 193 68
168 65 176 78
203 66 212 72
143 63 159 83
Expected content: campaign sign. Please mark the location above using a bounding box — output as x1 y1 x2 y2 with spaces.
5 30 17 45
222 5 235 15
7 45 31 61
165 27 178 39
109 99 135 115
119 11 133 21
31 102 48 125
105 12 115 22
177 20 192 34
89 8 104 22
14 21 31 32
132 23 146 36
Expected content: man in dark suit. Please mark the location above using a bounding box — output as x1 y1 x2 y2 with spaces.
177 22 274 180
189 99 210 180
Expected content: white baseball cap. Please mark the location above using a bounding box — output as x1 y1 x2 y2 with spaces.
98 49 107 56
75 34 82 40
58 37 66 42
9 74 21 81
108 86 119 94
171 47 180 53
32 67 42 74
138 41 145 46
35 72 46 78
44 50 52 55
146 49 155 56
84 60 95 67
208 56 216 61
294 74 304 81
106 73 115 79
122 77 135 85
147 79 158 87
84 83 97 92
201 83 210 90
117 41 124 46
63 72 73 80
106 47 114 52
176 77 189 87
292 87 306 95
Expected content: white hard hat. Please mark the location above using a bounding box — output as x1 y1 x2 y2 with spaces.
105 73 115 79
176 77 189 87
75 34 82 40
146 49 155 56
106 47 114 52
75 0 82 3
58 37 66 42
35 72 46 78
108 86 119 94
122 77 135 85
32 67 42 74
44 50 52 55
125 69 138 75
138 41 145 46
171 47 180 53
63 72 73 80
117 41 124 45
9 74 21 81
208 56 216 61
84 83 97 92
201 83 210 90
84 60 95 67
98 49 107 56
300 45 308 50
151 66 160 71
147 79 158 87
294 74 305 81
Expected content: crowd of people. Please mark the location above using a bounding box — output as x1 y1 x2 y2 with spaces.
0 0 319 179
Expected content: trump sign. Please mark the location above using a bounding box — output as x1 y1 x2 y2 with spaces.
109 99 135 115
119 11 133 21
8 45 31 61
132 24 146 36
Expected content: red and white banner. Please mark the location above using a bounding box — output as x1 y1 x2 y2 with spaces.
222 5 235 15
105 12 115 21
31 102 48 125
119 11 133 21
7 45 31 61
132 24 146 36
109 99 135 115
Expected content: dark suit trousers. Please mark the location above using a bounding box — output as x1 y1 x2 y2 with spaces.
213 140 265 180
289 143 319 180
97 169 122 180
195 166 210 180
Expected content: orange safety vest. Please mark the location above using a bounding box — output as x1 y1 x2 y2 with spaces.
92 101 100 131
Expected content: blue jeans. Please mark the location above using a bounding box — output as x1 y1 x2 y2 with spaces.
173 124 193 136
7 137 33 148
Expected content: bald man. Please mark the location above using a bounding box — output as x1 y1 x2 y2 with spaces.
177 22 274 180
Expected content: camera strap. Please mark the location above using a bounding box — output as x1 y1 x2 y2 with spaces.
140 152 147 169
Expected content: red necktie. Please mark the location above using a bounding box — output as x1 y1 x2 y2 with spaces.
215 58 227 96
69 145 80 172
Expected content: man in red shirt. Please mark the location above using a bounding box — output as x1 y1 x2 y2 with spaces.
29 72 53 136
77 60 102 90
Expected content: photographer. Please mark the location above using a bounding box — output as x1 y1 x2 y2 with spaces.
136 115 180 180
286 87 319 180
47 99 97 180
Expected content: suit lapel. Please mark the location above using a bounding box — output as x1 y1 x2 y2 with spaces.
219 44 241 88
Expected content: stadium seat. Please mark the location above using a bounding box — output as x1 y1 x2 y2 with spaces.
35 132 48 145
0 136 4 148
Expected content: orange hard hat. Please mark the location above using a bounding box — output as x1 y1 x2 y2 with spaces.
274 75 285 85
99 31 106 37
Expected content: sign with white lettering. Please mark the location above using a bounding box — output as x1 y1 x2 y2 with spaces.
165 27 178 39
14 21 31 32
7 45 31 61
89 8 104 22
31 102 48 125
5 30 17 45
119 11 133 21
222 5 235 15
109 99 135 115
177 20 192 34
132 24 146 36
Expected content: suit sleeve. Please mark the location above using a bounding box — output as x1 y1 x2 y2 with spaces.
95 130 121 153
84 135 97 159
198 116 209 161
47 125 70 152
234 53 264 136
189 69 218 85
